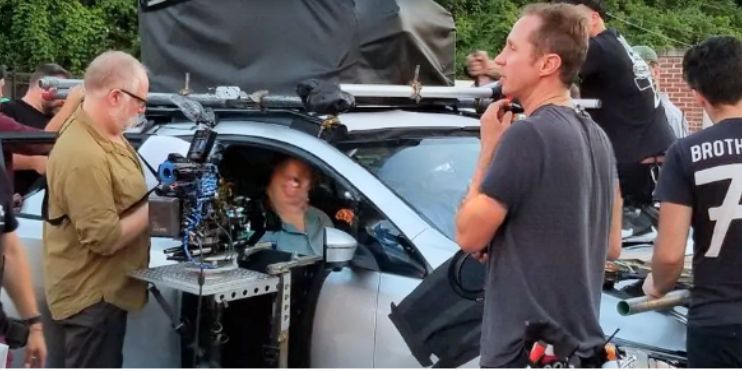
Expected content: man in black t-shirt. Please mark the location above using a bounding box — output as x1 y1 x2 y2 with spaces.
556 0 676 206
643 36 742 368
0 165 47 367
0 63 70 129
0 63 70 195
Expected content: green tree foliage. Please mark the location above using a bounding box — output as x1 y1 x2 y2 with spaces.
0 0 139 74
441 0 742 77
0 0 739 78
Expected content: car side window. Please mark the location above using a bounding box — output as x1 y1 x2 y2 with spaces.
307 164 427 278
351 197 427 279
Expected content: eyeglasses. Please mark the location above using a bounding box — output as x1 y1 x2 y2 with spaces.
117 88 148 108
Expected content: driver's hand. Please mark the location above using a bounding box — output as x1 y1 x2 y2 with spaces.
335 208 354 225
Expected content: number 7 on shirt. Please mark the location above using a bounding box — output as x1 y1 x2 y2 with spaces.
695 164 742 258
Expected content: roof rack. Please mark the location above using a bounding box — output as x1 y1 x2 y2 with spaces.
39 77 601 111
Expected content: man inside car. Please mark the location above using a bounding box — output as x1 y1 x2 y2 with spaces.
259 156 334 256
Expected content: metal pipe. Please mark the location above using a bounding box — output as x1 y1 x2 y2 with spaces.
41 77 600 109
46 89 233 107
617 289 690 316
40 78 500 99
47 89 304 110
39 77 82 90
457 97 601 110
339 83 498 99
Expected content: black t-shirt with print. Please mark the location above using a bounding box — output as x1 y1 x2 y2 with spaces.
579 29 675 164
654 118 742 327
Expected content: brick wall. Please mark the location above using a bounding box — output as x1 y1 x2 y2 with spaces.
656 49 705 133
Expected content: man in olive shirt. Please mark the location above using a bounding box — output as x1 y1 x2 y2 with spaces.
43 51 150 368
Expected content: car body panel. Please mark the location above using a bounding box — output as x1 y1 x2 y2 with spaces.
311 269 380 367
373 273 430 368
2 110 686 368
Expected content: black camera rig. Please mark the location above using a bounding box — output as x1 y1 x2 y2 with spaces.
148 97 257 269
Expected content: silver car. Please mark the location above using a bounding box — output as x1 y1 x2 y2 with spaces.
5 108 686 367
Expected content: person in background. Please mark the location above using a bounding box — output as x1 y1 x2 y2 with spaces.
557 0 676 208
1 63 71 129
466 50 502 86
643 35 742 368
0 163 47 367
632 45 689 138
1 63 71 195
0 113 49 208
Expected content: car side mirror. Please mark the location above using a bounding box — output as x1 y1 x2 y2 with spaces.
324 227 358 270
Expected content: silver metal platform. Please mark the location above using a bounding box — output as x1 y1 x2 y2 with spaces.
130 263 280 303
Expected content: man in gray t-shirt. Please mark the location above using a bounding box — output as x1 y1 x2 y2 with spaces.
456 4 622 367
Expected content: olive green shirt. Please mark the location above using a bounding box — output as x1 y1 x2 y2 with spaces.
43 107 150 320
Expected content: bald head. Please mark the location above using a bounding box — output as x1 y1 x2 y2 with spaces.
84 51 148 94
81 51 150 137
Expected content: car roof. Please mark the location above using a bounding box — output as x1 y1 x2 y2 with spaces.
337 109 480 132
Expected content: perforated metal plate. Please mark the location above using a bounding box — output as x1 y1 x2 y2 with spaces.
130 263 280 302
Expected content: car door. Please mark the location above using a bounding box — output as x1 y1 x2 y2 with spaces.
385 248 486 368
189 126 380 367
208 122 443 367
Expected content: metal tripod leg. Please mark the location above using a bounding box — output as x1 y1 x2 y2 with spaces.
273 272 291 368
149 285 189 336
208 300 228 368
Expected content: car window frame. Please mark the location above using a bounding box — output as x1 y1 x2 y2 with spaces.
200 134 432 277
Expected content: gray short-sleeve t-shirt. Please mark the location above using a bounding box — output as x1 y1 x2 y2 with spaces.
478 105 616 367
259 206 334 256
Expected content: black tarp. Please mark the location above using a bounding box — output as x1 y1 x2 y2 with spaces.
139 0 456 94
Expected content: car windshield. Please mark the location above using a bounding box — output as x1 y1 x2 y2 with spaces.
344 134 480 240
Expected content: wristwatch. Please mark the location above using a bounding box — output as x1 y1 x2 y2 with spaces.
23 315 42 326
